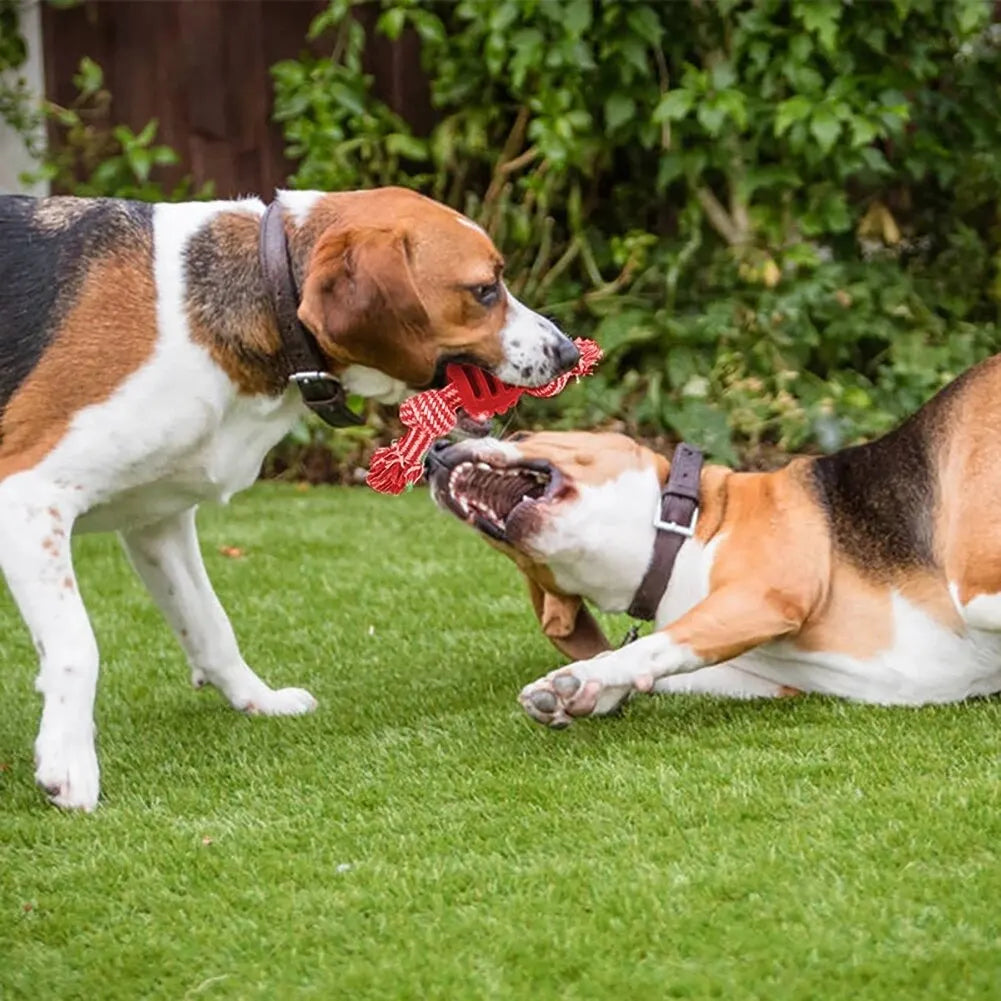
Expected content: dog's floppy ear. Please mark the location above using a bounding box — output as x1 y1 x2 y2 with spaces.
297 226 433 382
523 575 612 661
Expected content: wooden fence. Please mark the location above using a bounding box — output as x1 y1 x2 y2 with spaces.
41 0 429 198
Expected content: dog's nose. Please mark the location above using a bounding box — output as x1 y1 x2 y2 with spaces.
553 334 580 373
423 440 451 477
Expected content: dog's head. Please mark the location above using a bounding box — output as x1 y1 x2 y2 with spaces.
293 187 579 391
426 430 670 658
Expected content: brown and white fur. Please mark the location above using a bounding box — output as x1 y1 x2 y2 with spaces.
427 355 1001 727
0 187 579 808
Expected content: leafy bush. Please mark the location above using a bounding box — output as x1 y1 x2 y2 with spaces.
273 0 1001 461
0 0 44 157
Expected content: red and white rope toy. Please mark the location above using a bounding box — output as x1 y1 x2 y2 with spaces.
366 337 602 494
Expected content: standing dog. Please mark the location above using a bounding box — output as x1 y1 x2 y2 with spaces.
0 187 578 808
427 354 1001 726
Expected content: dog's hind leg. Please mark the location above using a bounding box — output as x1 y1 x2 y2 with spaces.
0 476 100 810
120 507 317 715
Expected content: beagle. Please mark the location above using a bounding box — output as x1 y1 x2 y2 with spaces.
0 187 579 808
426 354 1001 727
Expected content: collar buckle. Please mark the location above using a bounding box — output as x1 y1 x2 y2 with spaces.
626 442 704 622
261 202 364 430
653 505 699 538
288 371 365 427
288 370 342 394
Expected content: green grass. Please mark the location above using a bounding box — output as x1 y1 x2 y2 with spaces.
2 484 1001 1000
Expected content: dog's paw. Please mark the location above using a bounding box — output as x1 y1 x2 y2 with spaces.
207 665 318 715
34 731 100 811
241 686 318 716
518 666 633 729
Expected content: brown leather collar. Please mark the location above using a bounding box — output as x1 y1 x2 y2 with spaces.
258 201 363 427
627 443 703 621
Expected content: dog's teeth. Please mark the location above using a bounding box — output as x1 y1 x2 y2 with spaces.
476 462 491 471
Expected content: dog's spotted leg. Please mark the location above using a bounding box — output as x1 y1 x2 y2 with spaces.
0 479 100 809
520 585 805 727
120 508 317 716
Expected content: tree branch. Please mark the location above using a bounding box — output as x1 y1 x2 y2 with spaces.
695 184 745 246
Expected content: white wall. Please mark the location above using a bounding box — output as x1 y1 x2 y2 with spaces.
0 0 47 195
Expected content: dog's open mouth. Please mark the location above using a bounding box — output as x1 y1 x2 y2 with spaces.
442 459 561 540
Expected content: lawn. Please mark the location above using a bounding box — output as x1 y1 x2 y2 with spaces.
2 483 1001 1000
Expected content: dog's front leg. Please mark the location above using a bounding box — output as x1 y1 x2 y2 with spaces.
0 487 100 809
519 586 803 727
120 508 317 716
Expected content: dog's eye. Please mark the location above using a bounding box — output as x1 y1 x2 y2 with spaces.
470 282 501 306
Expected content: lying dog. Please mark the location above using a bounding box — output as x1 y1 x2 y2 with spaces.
0 187 579 808
427 355 1001 726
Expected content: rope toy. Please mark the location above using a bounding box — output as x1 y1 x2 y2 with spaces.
366 337 602 494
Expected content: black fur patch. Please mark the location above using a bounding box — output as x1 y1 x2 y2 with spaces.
183 211 285 394
0 195 153 423
808 380 962 580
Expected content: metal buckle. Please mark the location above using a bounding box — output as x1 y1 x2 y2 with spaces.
288 371 364 427
289 371 336 387
653 503 699 538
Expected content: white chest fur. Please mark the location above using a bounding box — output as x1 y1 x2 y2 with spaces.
656 535 718 624
75 389 302 534
23 200 305 534
542 468 664 612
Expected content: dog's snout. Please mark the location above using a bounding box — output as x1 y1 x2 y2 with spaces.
552 334 580 373
494 292 580 386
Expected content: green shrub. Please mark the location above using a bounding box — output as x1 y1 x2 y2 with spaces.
0 0 44 158
273 0 1001 461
